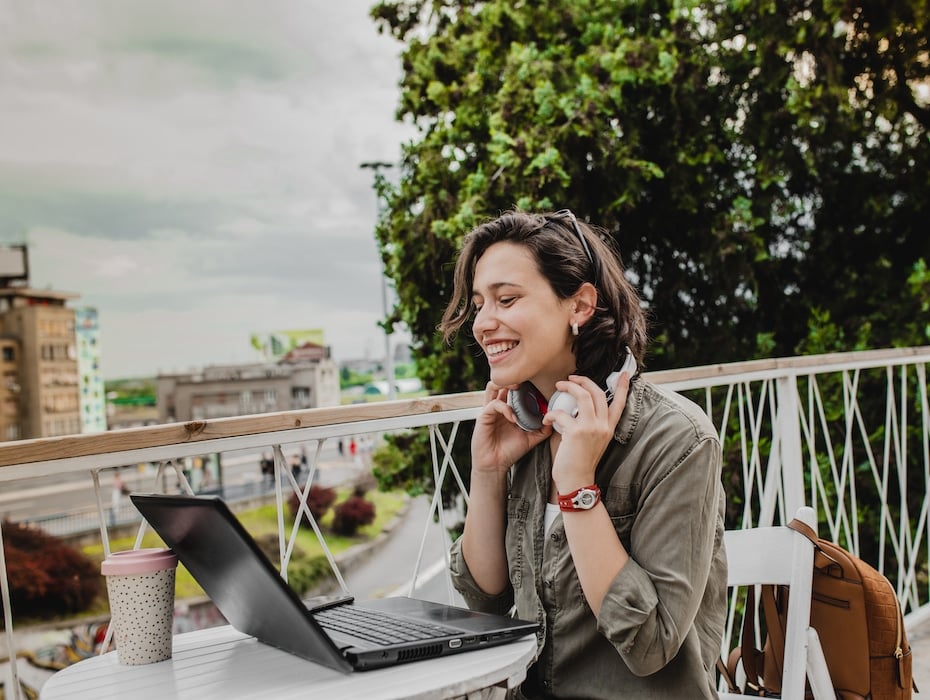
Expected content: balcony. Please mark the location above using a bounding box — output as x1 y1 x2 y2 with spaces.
2 346 930 698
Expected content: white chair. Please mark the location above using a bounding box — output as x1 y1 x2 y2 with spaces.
719 506 835 700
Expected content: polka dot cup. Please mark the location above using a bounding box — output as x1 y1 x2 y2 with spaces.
102 548 178 665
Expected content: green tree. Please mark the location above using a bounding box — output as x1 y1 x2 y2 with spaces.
369 0 930 493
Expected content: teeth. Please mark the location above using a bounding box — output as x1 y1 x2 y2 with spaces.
485 341 517 356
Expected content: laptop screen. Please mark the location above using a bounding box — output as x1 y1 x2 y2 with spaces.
130 492 352 672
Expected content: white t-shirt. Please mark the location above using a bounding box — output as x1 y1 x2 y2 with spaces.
544 502 560 532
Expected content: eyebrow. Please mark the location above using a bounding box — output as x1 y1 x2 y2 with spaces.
471 281 523 298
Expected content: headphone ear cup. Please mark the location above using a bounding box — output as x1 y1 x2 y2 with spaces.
549 391 578 433
547 391 578 434
508 383 544 431
548 391 578 417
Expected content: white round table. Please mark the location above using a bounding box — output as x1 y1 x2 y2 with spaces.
40 624 537 700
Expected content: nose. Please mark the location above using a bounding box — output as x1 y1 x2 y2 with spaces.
472 303 497 339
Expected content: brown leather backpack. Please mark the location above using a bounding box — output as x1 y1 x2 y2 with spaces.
721 518 916 699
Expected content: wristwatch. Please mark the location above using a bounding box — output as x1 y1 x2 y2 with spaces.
557 484 601 512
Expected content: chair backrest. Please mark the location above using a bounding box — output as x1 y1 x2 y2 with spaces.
722 506 818 700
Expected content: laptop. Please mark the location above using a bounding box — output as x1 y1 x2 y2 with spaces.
130 493 538 673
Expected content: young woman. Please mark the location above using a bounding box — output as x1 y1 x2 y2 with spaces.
441 210 727 699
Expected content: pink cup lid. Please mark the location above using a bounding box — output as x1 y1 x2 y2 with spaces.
101 548 178 575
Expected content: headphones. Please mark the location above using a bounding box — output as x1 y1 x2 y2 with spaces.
507 349 638 433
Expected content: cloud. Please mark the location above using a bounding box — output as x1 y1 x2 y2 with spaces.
0 0 414 378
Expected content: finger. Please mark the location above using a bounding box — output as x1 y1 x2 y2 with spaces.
562 375 605 413
483 381 507 405
607 372 632 425
481 389 524 429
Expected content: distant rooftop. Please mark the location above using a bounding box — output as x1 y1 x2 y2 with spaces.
0 287 80 302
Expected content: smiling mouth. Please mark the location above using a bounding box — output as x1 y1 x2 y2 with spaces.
485 340 518 357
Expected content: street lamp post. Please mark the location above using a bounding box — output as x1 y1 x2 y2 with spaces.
360 161 397 401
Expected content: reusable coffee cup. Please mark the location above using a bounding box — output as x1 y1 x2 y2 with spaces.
101 547 178 665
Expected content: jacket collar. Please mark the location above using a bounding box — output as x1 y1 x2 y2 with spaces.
613 377 645 444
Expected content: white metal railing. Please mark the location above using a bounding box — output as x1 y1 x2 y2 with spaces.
1 346 929 699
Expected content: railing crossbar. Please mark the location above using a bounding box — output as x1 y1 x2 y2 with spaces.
3 347 930 700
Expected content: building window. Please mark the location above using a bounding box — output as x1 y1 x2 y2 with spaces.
292 387 311 407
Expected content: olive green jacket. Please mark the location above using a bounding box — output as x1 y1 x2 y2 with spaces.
450 378 728 699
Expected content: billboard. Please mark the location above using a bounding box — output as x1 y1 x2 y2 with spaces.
0 245 28 284
250 329 325 360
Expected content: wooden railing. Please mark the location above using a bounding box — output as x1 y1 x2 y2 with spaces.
2 346 930 698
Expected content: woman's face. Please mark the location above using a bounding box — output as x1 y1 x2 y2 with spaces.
471 241 576 397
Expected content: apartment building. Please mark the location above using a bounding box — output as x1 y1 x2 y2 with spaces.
156 342 341 423
0 287 82 440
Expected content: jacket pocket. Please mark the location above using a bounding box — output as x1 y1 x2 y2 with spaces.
603 487 636 552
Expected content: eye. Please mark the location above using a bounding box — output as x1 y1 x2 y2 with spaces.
499 296 516 306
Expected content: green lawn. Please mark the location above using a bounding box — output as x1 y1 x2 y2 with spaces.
84 489 408 601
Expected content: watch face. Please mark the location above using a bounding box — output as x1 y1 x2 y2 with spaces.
575 489 597 509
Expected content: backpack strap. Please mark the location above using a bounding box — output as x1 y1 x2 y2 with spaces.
760 584 788 691
737 582 793 697
739 586 767 693
786 517 818 544
716 654 741 694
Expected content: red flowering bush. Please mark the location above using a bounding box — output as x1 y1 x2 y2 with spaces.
331 494 376 536
1 519 101 623
288 485 337 528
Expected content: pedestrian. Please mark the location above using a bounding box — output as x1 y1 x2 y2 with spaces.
259 453 274 488
440 210 727 698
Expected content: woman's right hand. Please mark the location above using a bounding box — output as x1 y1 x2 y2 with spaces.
471 382 551 474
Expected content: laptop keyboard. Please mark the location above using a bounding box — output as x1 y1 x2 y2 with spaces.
313 604 460 646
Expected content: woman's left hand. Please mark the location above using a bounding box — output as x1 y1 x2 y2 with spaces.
545 371 633 492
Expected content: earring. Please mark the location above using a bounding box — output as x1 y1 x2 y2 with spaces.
571 321 579 337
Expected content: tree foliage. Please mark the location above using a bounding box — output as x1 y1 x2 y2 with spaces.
367 0 930 495
371 0 929 388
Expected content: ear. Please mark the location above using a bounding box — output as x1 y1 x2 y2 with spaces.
571 282 597 327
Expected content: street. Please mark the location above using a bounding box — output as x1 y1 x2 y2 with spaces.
0 441 350 522
339 493 465 606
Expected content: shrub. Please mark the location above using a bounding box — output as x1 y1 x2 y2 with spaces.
287 555 336 595
331 494 376 536
254 533 284 564
1 519 101 623
253 534 333 596
288 485 337 528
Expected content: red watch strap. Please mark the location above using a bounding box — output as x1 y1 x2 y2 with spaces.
557 484 601 511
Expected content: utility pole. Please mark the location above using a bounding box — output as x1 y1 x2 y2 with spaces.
359 161 397 401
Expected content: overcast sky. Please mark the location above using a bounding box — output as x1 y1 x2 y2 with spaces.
0 0 414 379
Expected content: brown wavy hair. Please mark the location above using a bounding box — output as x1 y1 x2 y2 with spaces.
440 210 648 383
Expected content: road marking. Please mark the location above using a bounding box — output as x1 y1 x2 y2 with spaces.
387 557 448 597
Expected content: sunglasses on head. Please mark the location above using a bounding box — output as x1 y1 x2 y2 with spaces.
545 209 598 283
